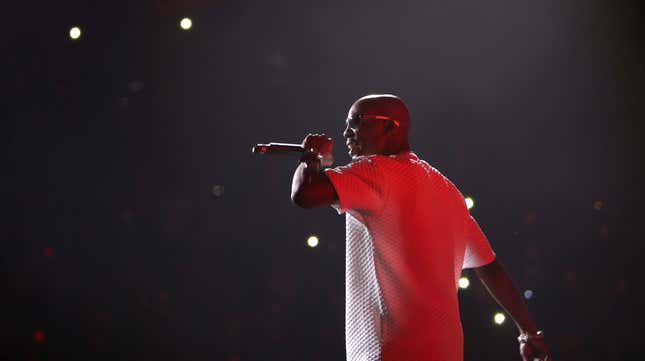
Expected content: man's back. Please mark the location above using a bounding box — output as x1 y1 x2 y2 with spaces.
326 151 495 361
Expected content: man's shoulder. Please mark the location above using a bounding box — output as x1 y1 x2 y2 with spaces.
332 154 384 170
330 152 432 174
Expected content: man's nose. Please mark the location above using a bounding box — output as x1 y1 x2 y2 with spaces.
343 126 353 138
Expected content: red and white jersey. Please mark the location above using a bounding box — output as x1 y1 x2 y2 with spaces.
325 151 496 361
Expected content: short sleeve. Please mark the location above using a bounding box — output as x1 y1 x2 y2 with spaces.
324 156 388 215
462 214 496 269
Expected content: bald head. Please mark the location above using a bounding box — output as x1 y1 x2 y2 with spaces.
349 94 411 133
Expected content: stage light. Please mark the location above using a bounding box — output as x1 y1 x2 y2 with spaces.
69 26 82 40
180 17 192 30
307 235 319 248
458 276 470 289
493 312 506 325
524 289 534 299
465 197 474 210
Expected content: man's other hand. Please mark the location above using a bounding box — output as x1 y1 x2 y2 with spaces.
519 332 551 361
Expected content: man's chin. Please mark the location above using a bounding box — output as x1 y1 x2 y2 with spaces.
348 142 362 157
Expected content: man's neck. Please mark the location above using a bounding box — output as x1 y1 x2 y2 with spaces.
382 142 411 156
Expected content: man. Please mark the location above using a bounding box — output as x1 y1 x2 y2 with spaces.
291 94 550 361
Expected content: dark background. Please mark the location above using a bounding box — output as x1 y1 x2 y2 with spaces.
2 0 643 360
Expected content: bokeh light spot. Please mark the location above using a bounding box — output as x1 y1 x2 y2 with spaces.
615 279 627 293
34 330 45 343
307 235 319 248
44 247 55 258
524 289 534 299
493 312 506 325
180 18 193 30
211 184 224 197
458 276 470 289
465 197 474 210
69 26 81 40
524 212 538 225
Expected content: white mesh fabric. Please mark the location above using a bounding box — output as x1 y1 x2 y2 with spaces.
325 152 496 361
344 211 384 361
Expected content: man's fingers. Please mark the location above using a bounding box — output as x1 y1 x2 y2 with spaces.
302 133 333 156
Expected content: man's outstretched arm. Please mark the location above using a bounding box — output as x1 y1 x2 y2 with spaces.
474 258 551 360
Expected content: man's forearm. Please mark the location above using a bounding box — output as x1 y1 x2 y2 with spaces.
290 156 338 208
474 258 538 334
291 156 322 199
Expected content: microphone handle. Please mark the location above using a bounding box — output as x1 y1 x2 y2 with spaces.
252 142 305 154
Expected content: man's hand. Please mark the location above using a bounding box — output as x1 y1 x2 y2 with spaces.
519 331 551 361
301 133 334 167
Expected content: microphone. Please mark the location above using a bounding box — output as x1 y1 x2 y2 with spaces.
252 142 305 154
